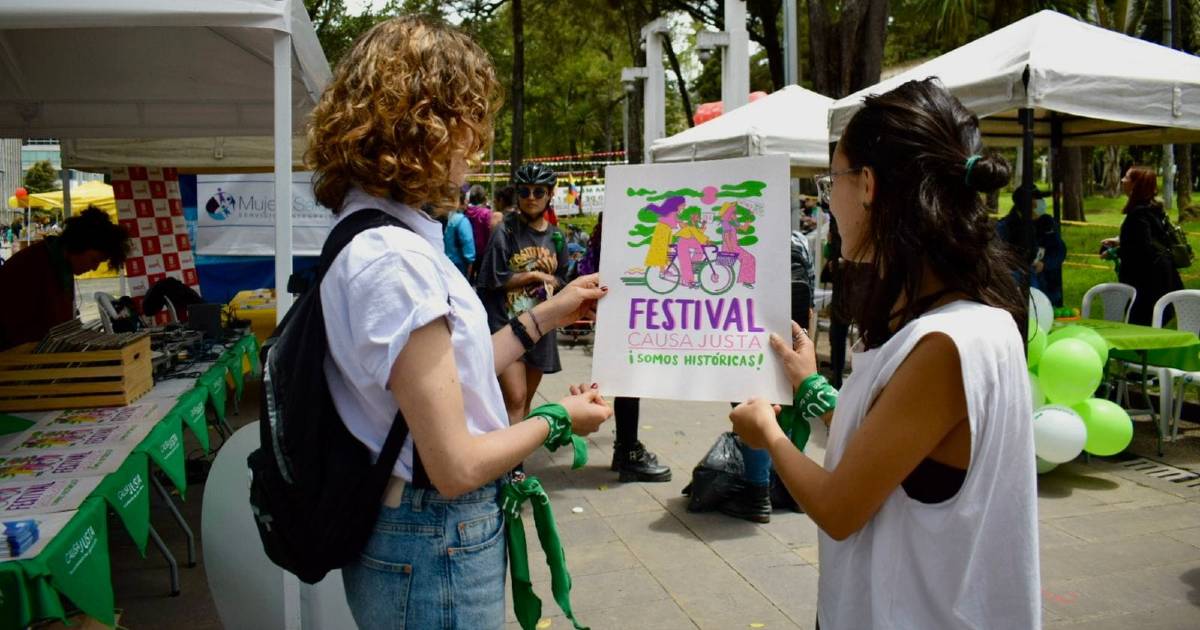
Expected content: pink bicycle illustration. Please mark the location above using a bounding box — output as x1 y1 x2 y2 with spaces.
644 243 738 295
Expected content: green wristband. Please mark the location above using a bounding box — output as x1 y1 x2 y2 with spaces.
529 403 588 469
795 373 838 420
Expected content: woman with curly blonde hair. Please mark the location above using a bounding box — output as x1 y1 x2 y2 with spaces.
306 16 612 628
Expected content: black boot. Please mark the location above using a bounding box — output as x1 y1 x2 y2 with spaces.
612 441 672 482
718 484 772 523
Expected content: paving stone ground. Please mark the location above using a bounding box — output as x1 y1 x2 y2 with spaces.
105 339 1200 629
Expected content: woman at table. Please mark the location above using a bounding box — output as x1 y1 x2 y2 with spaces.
305 17 611 628
729 78 1040 629
1116 166 1183 325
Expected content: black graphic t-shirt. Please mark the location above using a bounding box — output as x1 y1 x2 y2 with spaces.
475 214 568 372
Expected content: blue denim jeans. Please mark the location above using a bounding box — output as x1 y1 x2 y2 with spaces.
342 482 506 629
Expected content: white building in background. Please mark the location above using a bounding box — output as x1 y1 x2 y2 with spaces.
1 138 21 225
21 139 104 189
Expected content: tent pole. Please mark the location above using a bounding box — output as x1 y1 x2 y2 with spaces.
1019 108 1036 275
61 169 72 219
1050 114 1062 224
273 31 294 323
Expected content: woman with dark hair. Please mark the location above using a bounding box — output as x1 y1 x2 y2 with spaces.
1117 166 1183 325
730 78 1039 629
0 206 129 350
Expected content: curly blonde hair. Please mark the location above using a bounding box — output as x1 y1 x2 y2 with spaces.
305 16 501 214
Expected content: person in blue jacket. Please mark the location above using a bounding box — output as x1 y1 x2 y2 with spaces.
444 205 476 277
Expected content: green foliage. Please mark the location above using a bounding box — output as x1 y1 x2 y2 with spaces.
23 160 57 193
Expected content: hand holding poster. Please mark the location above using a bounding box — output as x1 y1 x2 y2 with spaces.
592 156 792 404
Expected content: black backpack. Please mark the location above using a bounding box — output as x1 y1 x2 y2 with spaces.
248 208 431 584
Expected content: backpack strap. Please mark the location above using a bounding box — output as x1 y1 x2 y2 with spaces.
317 208 434 489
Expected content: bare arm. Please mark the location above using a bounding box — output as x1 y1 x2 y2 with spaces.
504 271 549 290
491 274 604 374
391 317 610 498
733 334 967 540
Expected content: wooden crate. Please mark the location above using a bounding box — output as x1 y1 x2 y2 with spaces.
0 336 152 411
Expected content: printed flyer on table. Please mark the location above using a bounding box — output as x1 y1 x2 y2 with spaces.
593 155 792 404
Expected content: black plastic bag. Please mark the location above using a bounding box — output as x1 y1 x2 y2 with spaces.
682 432 747 513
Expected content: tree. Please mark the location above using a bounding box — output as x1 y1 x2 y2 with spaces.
23 160 57 193
808 0 890 98
668 0 787 90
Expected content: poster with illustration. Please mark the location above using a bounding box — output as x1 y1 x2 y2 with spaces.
0 448 126 480
0 477 101 517
593 155 792 404
43 404 158 427
6 423 154 455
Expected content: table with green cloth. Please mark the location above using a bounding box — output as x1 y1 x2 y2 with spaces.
1060 318 1200 372
0 334 259 628
1055 319 1200 452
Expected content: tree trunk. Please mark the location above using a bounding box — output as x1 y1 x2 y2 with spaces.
808 0 889 98
662 33 695 127
510 0 525 177
1062 146 1086 222
749 0 786 90
1101 146 1122 197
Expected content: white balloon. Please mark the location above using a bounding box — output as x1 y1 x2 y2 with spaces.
1029 371 1046 409
1035 456 1057 474
1033 404 1087 464
1030 288 1054 333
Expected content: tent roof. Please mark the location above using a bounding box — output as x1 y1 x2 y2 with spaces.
7 181 116 215
829 10 1200 147
0 0 331 139
61 136 307 171
650 85 832 171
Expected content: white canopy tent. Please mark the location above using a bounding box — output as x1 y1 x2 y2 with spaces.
0 0 332 317
828 10 1200 147
828 9 1200 261
650 85 833 175
62 136 308 172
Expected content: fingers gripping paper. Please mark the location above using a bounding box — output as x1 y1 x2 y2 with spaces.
592 156 792 404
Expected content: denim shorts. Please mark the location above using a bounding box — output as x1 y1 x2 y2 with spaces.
342 482 506 629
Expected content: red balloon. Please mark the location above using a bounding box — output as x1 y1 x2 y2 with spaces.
14 187 27 199
749 91 768 102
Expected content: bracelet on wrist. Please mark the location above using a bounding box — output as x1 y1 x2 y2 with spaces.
795 373 838 420
529 308 545 337
509 315 536 351
528 403 588 469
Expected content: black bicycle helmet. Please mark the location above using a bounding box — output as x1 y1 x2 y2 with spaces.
513 163 557 187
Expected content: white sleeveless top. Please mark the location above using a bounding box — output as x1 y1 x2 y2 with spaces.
818 301 1041 629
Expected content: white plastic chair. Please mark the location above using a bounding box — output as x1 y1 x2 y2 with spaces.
1153 290 1200 444
1081 282 1136 322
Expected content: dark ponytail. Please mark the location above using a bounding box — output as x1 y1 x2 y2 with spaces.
839 77 1026 348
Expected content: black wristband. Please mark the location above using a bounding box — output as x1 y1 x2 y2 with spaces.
509 315 536 351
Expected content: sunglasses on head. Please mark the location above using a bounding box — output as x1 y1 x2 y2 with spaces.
517 186 547 199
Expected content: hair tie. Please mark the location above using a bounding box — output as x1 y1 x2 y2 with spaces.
964 155 983 186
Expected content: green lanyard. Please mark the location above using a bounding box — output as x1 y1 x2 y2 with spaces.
501 473 588 630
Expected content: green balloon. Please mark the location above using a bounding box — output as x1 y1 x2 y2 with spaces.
1072 398 1133 456
1048 325 1109 365
1027 325 1047 370
1040 338 1103 405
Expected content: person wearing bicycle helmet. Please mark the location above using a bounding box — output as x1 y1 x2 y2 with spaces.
476 163 571 424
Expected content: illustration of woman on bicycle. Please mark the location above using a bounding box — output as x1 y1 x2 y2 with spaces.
717 201 756 288
644 196 685 275
674 213 711 288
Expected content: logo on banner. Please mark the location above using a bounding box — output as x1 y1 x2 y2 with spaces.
204 188 235 221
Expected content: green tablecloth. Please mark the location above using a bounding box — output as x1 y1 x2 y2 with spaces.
1058 319 1200 372
93 452 151 556
0 333 258 628
134 413 187 497
0 497 115 627
169 387 212 453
